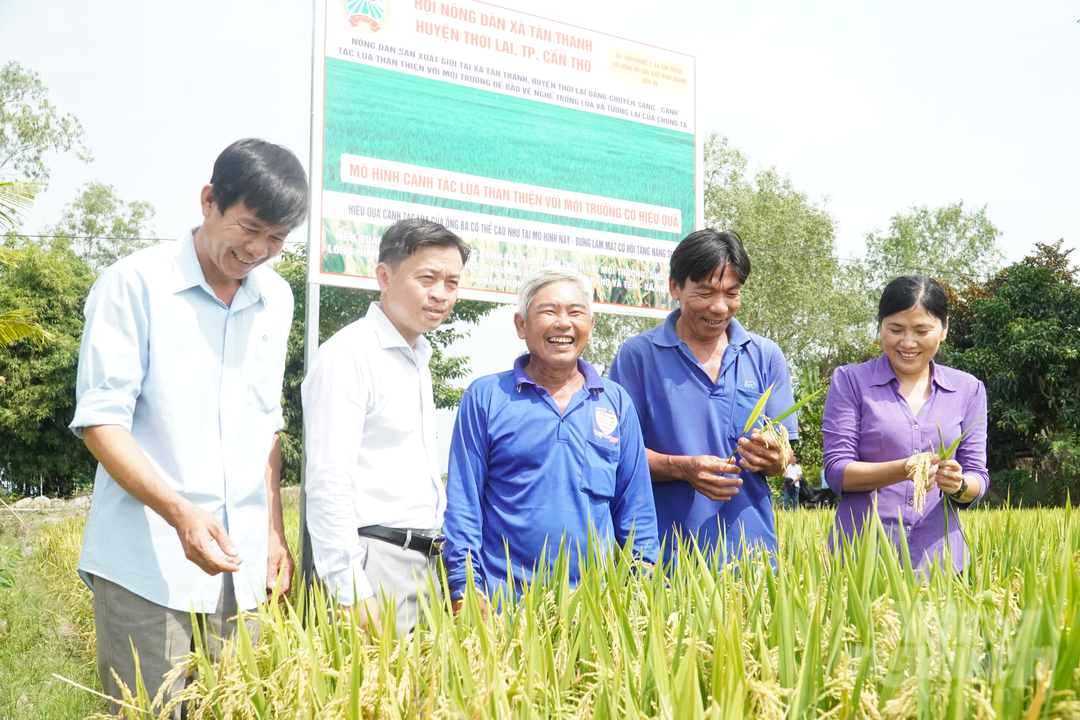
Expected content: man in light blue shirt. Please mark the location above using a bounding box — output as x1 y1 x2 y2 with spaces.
610 229 798 564
444 268 658 614
70 139 308 716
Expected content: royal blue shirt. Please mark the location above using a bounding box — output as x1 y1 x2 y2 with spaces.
609 312 798 562
444 356 659 600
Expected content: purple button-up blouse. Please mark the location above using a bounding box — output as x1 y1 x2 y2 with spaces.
823 354 989 573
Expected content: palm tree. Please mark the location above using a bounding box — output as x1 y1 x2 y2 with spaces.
1 180 51 347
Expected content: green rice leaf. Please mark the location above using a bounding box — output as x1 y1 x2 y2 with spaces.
771 385 826 424
935 410 989 461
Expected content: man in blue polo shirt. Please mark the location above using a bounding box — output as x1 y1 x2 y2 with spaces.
609 229 797 564
444 268 658 613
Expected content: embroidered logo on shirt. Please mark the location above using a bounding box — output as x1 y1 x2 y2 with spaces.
594 407 618 436
743 380 758 390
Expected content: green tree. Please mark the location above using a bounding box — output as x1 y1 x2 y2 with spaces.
0 61 91 181
1 179 51 348
44 181 156 271
703 134 870 369
864 201 1003 291
0 237 97 495
274 247 498 484
941 241 1080 504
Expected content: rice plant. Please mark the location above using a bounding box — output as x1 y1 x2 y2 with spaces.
94 503 1080 719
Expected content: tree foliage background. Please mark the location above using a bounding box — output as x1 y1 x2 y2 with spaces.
0 236 97 495
0 61 90 181
941 241 1080 504
44 181 156 271
704 133 874 370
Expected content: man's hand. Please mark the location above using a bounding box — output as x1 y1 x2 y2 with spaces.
340 596 381 638
451 591 490 621
736 429 786 477
171 502 243 575
266 538 294 602
676 455 743 502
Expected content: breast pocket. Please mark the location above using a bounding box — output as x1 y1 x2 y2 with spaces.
580 440 619 499
244 323 285 413
728 387 765 446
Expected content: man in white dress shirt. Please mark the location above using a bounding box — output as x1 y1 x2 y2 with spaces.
71 139 308 716
302 218 470 634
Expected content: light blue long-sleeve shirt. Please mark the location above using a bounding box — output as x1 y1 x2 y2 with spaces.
71 229 293 613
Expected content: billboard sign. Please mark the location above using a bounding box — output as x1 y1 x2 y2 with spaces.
310 0 699 314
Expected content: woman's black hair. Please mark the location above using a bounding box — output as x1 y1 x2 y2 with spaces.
877 275 949 326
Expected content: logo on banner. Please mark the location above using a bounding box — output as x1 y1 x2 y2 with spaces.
341 0 391 32
594 408 619 436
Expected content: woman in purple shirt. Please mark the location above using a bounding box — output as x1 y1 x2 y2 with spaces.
823 276 988 573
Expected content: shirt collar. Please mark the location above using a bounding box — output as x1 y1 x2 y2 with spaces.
868 353 955 391
654 309 751 349
367 302 431 359
169 227 269 307
513 354 605 392
171 228 207 294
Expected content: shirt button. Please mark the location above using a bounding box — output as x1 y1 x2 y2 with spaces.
908 499 914 506
905 525 912 533
913 424 919 429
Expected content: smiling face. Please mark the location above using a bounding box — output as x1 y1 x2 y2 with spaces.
669 264 743 344
376 244 463 347
194 184 292 289
515 280 593 375
879 305 948 380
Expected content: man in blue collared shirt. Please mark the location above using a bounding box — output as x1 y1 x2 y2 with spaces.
610 229 798 564
444 268 658 613
70 139 308 716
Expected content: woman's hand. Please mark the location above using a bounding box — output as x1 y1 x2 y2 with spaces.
933 458 964 496
904 452 939 482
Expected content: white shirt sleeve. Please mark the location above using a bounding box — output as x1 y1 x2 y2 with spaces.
301 343 374 606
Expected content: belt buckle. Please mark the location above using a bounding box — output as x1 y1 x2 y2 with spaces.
429 534 446 557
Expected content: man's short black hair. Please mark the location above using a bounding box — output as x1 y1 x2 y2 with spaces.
669 228 752 287
209 139 309 230
378 218 471 267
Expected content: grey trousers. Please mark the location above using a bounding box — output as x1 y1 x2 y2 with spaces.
91 573 255 719
355 535 441 634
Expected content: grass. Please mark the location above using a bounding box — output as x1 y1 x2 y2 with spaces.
6 492 1080 718
0 509 104 719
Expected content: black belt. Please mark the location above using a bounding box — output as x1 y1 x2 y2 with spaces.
358 525 445 557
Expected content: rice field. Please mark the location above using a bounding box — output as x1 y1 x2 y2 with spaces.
99 502 1080 719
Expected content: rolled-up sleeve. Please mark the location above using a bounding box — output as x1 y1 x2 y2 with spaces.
70 269 149 437
956 381 990 503
609 390 658 564
302 345 373 606
822 365 860 494
443 386 490 600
